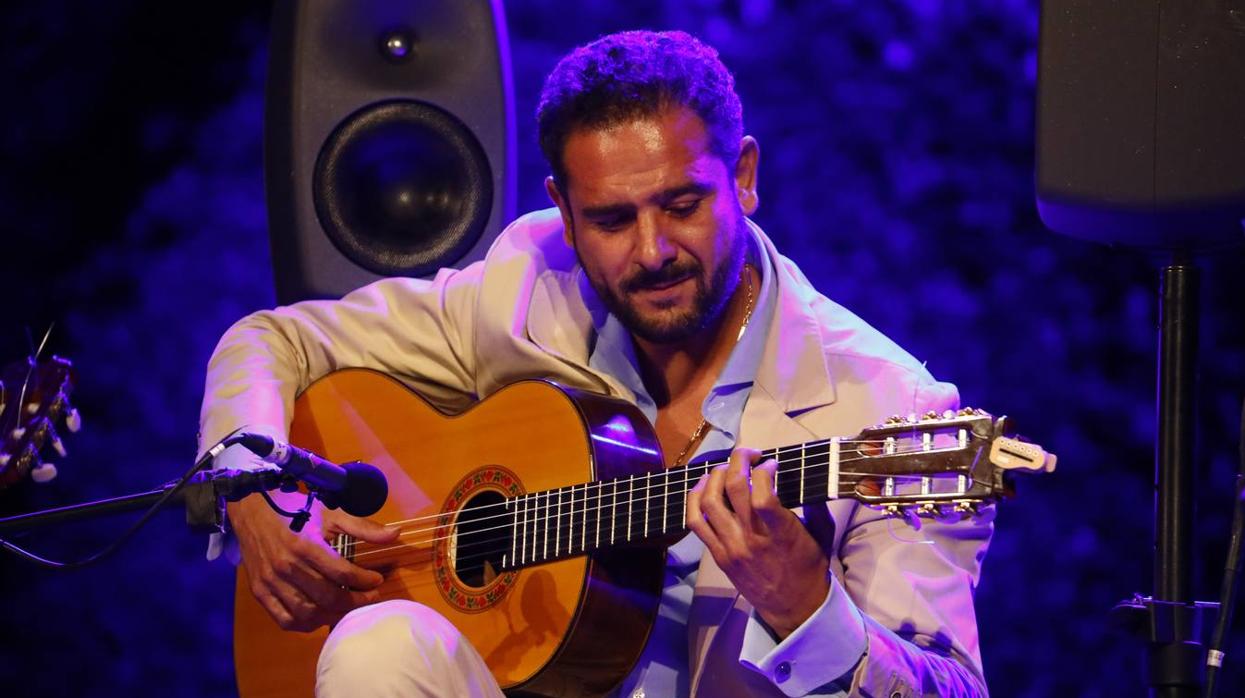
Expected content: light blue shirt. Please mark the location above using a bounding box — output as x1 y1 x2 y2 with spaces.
592 227 866 698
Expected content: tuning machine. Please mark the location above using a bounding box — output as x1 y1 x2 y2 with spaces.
883 503 924 530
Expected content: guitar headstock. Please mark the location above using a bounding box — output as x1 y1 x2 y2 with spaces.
845 407 1055 522
0 355 80 489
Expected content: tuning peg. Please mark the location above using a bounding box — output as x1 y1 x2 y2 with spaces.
885 414 904 424
923 410 939 421
65 406 82 433
883 504 923 530
30 461 58 483
48 427 66 458
901 506 922 530
954 501 979 516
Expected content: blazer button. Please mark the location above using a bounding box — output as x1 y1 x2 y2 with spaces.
775 661 792 682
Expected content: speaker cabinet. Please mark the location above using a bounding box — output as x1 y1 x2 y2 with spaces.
266 0 516 303
1036 0 1245 247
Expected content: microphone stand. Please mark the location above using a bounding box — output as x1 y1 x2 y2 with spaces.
0 467 297 536
1111 253 1223 697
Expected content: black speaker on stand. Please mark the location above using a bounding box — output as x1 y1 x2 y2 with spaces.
1036 2 1245 696
265 0 516 304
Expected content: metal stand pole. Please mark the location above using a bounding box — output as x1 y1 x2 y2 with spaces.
0 468 295 535
1149 258 1204 697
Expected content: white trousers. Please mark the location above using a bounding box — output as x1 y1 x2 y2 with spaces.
316 600 505 698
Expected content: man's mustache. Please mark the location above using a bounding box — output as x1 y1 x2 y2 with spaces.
622 263 701 293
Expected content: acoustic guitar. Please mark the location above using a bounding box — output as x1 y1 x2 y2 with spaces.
234 369 1053 697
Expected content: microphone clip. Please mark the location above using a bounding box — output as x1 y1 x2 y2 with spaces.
257 486 319 534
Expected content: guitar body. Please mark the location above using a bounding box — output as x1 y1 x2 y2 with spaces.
234 371 667 697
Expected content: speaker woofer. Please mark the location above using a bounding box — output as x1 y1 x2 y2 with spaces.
313 99 493 277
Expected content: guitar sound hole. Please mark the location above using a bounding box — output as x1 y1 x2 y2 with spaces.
454 490 508 588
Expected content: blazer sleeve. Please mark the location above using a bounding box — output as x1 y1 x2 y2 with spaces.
197 263 483 459
838 375 992 697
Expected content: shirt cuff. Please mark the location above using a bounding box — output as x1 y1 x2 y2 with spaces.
204 440 271 562
738 577 867 697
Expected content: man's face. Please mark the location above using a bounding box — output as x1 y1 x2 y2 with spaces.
547 106 759 345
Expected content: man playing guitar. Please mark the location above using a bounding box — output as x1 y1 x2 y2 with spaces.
201 30 992 697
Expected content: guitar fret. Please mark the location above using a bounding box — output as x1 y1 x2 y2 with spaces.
521 493 529 565
625 475 633 542
682 466 691 529
541 491 549 562
531 493 539 563
799 442 806 504
507 499 515 568
828 437 840 500
672 470 682 530
610 478 617 546
531 493 539 564
642 473 650 539
568 484 576 556
578 483 586 555
681 466 693 529
518 494 526 565
557 485 567 554
661 469 669 534
524 493 533 564
773 454 778 492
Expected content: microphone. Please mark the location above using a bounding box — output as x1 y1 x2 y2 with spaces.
232 433 388 517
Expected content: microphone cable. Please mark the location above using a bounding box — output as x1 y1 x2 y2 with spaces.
0 431 241 570
1204 395 1245 698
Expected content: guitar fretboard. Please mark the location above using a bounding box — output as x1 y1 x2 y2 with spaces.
500 440 831 569
496 432 974 570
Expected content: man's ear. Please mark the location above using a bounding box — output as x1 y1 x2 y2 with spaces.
734 136 760 216
545 175 576 248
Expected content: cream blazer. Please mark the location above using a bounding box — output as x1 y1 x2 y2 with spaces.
200 208 991 697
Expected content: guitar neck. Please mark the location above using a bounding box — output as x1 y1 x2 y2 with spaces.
497 434 976 571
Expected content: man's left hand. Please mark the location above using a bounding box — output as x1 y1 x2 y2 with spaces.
686 447 832 639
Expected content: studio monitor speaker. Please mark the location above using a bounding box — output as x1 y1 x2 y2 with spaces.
1035 0 1245 248
265 0 516 303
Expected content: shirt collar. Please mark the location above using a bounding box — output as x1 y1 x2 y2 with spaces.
587 228 778 426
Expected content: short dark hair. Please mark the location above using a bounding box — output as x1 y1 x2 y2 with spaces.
537 30 744 193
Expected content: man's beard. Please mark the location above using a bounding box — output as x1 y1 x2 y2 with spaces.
583 221 747 345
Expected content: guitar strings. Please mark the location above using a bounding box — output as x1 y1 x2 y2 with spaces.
349 471 889 566
379 471 949 569
346 438 979 564
369 437 974 543
345 441 983 566
368 468 985 571
376 433 970 532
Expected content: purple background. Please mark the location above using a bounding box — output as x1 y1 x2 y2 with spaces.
1 1 1243 695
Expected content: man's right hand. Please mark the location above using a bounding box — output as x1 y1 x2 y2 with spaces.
228 491 400 632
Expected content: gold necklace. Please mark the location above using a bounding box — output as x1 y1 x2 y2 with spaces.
671 266 756 467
